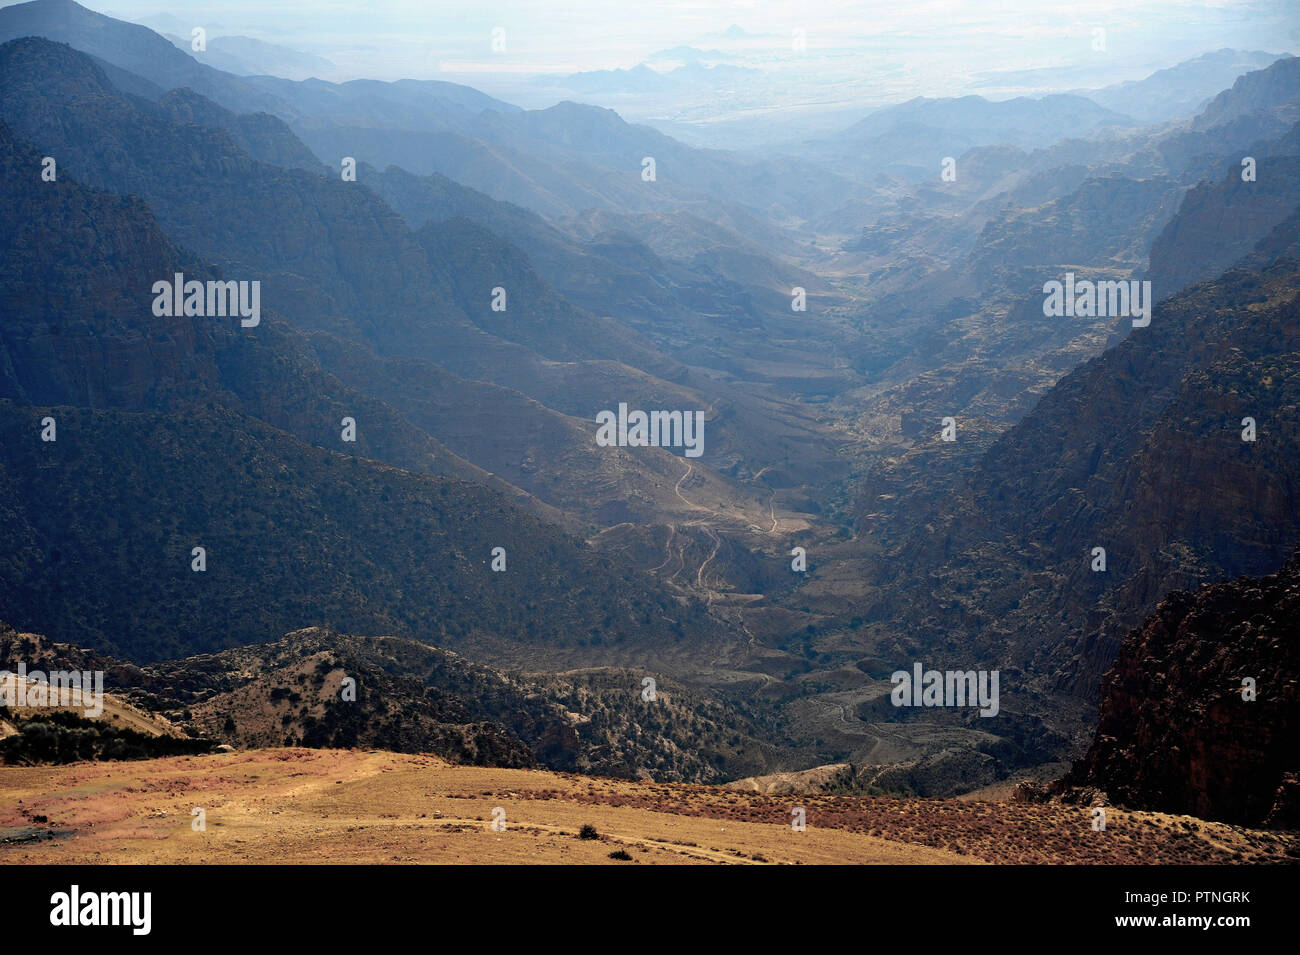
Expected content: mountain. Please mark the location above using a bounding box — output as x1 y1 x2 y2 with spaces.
0 394 728 663
0 97 729 665
2 0 1299 816
290 96 862 230
0 35 835 400
1192 54 1300 133
0 32 861 642
554 63 673 95
1083 49 1287 123
0 622 783 781
801 93 1135 178
829 59 1300 561
847 54 1300 270
0 0 292 114
1062 548 1300 827
0 1 863 233
155 87 325 174
1146 131 1300 295
870 222 1300 705
162 33 337 81
0 100 535 498
553 61 759 96
362 161 848 390
791 118 1300 790
968 175 1183 279
0 38 809 523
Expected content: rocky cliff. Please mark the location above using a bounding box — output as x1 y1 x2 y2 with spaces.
1064 549 1300 826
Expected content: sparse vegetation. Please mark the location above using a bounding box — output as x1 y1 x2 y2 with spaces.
0 710 215 764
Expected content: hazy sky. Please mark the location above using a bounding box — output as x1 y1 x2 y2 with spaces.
80 1 1293 71
56 0 1300 120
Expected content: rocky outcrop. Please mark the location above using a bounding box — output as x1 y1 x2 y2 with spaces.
1144 147 1300 296
1064 549 1300 826
157 87 326 174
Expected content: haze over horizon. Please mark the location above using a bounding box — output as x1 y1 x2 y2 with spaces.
54 0 1300 144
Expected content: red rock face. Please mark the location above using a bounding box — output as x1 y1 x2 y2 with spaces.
1066 547 1300 826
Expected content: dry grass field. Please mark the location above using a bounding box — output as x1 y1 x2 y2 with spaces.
1 748 1295 865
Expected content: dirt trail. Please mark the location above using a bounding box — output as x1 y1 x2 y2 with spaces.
696 527 722 591
673 460 696 507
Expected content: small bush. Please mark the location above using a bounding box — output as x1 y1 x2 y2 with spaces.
579 824 599 840
608 849 632 861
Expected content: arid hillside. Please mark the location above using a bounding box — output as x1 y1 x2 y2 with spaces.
1 748 1294 865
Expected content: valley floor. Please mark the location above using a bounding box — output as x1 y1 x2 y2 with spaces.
1 749 1293 865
